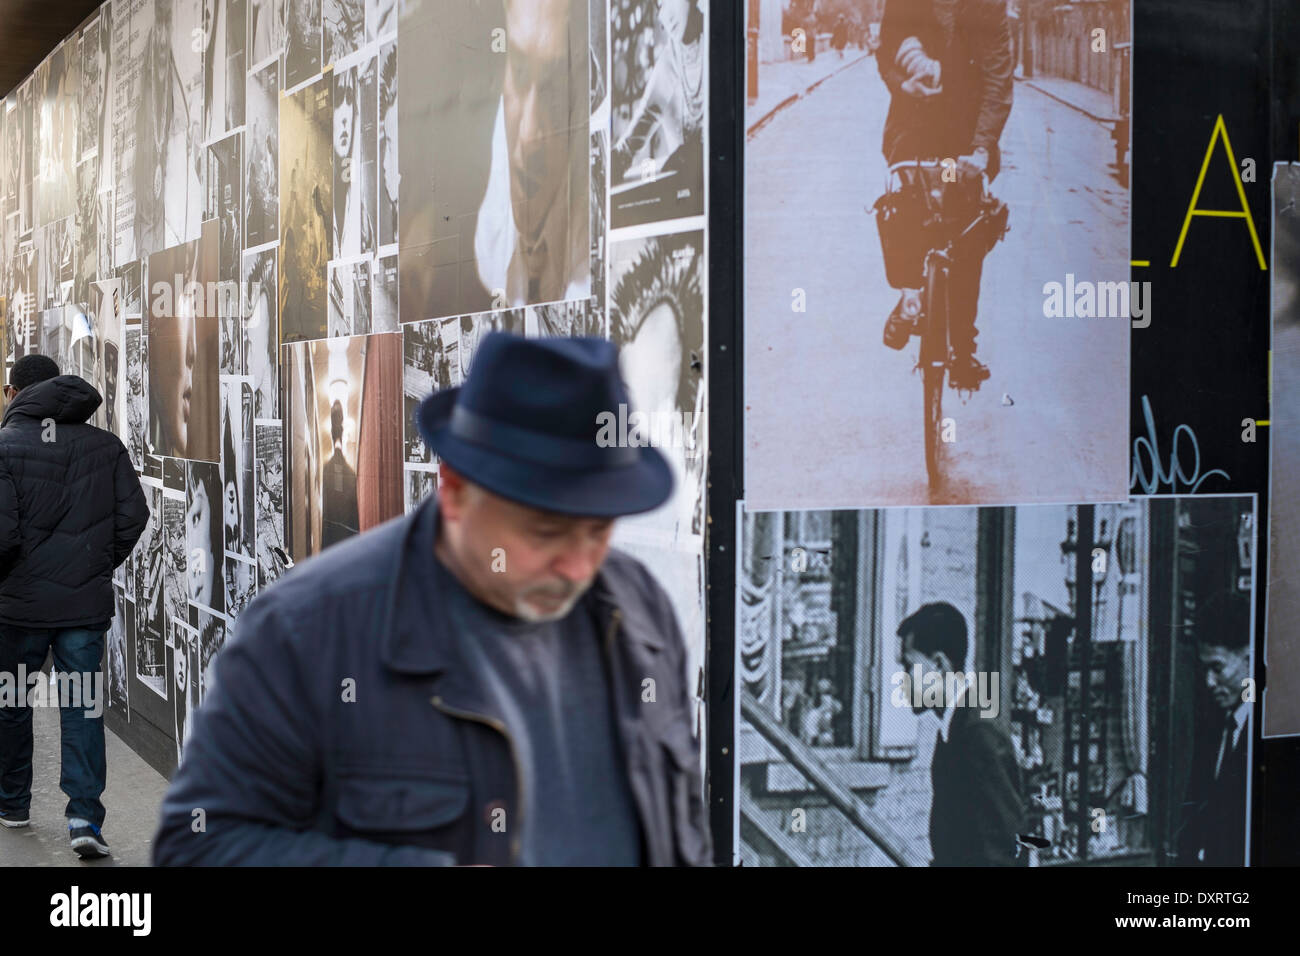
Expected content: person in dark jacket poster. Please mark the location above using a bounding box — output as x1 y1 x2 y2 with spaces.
876 0 1013 390
897 601 1027 866
154 333 712 866
0 355 149 858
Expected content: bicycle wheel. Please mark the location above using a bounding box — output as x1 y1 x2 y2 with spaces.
920 258 949 487
922 364 944 486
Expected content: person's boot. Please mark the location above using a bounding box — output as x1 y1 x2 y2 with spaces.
949 353 991 389
884 289 922 350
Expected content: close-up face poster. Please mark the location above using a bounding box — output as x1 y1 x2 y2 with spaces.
2 0 1300 921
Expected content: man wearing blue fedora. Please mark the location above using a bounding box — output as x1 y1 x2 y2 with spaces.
154 332 711 866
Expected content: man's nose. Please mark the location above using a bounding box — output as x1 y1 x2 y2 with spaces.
552 542 600 583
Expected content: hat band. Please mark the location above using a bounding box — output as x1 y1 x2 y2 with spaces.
450 404 640 468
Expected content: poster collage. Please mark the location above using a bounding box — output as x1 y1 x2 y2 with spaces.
0 0 709 766
737 1 1264 868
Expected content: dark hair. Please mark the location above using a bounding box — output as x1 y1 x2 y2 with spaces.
11 354 60 391
898 602 969 669
188 463 225 611
1196 589 1251 650
335 69 356 108
331 400 344 444
610 237 704 418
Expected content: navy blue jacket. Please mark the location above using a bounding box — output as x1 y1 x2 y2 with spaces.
153 499 711 866
0 375 147 628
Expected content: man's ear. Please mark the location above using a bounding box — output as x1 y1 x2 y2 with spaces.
437 464 465 518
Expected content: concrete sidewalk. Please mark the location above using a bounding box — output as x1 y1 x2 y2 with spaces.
747 49 875 138
0 705 168 866
1019 74 1120 124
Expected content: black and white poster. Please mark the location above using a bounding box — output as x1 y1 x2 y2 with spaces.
187 459 226 614
254 420 287 587
283 332 402 559
206 132 242 285
221 377 256 558
279 73 332 342
162 485 188 626
247 0 285 68
284 0 322 90
242 246 277 418
404 463 435 513
133 479 167 700
373 250 397 331
377 42 396 249
124 323 147 468
609 229 705 544
736 496 1255 867
106 583 132 720
331 56 377 260
147 221 221 460
402 316 450 464
324 0 365 67
398 0 589 320
244 58 279 249
610 0 705 227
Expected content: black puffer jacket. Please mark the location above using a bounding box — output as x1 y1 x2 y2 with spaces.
0 375 148 628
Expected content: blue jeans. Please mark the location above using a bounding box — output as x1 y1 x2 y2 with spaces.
0 627 107 827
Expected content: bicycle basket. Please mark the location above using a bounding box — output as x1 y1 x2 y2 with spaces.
873 167 940 289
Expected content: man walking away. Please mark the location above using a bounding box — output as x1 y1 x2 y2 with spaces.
0 355 149 858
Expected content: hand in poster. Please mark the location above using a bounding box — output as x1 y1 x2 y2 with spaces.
896 36 942 98
957 147 989 180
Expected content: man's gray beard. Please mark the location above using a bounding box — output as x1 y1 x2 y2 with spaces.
512 580 592 624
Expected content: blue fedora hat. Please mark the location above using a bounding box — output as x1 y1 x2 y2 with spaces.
416 332 674 517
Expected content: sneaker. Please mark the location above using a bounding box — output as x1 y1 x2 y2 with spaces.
69 822 110 859
949 353 991 390
0 809 30 828
884 290 922 350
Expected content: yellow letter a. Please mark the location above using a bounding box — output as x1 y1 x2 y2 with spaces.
1170 115 1266 270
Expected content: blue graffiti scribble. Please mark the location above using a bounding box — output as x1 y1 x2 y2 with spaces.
1130 394 1231 494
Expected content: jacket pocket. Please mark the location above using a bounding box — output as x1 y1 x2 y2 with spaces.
661 740 710 867
335 773 470 834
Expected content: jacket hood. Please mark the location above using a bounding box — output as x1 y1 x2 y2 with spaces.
2 374 103 427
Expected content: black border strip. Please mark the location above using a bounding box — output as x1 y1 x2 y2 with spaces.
706 0 743 866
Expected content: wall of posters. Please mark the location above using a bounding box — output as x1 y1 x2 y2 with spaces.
0 0 709 777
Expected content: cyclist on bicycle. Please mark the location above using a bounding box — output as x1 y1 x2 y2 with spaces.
876 0 1013 390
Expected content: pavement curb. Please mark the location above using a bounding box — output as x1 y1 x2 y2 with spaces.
1017 76 1119 126
746 51 874 142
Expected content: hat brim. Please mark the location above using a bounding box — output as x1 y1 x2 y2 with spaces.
415 388 676 518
